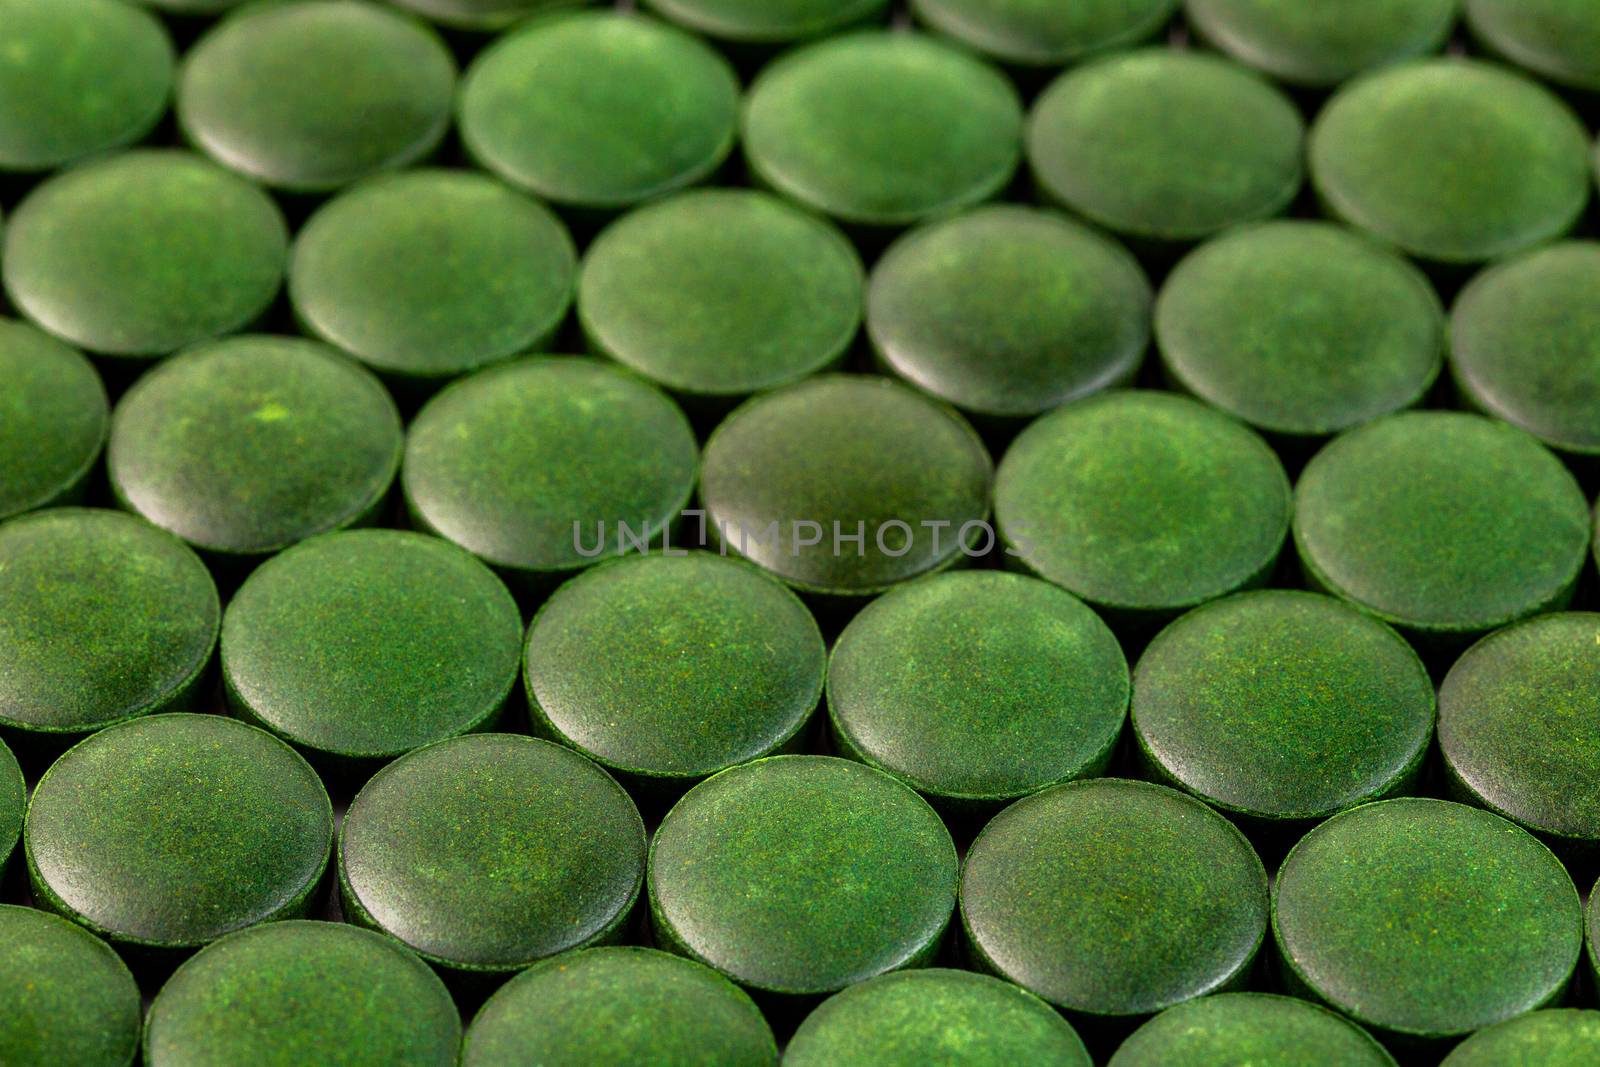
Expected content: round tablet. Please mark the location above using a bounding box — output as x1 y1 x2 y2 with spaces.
698 375 991 597
1293 411 1589 640
1442 1009 1600 1067
961 778 1269 1017
578 189 863 400
224 530 523 766
0 319 108 521
868 205 1151 421
291 170 575 384
1156 221 1443 439
1589 885 1600 986
525 553 825 785
0 739 20 871
144 921 460 1067
1275 798 1581 1039
1186 0 1457 87
109 336 403 559
402 357 697 584
910 0 1176 67
0 906 140 1067
1108 993 1396 1067
1309 59 1591 264
139 0 247 11
828 571 1128 810
340 734 646 974
1028 50 1303 243
1133 591 1433 825
388 0 588 32
994 390 1290 620
649 755 957 996
0 509 217 737
26 713 333 950
178 0 455 193
1450 242 1600 455
1466 1 1600 91
641 0 886 44
460 12 738 211
742 32 1022 227
461 947 776 1067
786 969 1091 1067
0 0 173 172
1 150 287 358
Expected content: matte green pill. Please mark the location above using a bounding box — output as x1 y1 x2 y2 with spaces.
1443 1010 1600 1067
994 390 1290 623
827 570 1128 812
868 205 1151 422
1589 886 1600 988
641 0 886 45
340 734 646 975
961 778 1269 1017
578 189 863 402
387 0 585 32
0 319 108 521
0 738 20 871
1156 221 1443 440
109 336 403 559
524 552 825 787
1274 798 1581 1041
698 375 992 598
785 969 1092 1067
1108 993 1397 1067
25 713 333 951
1293 412 1589 642
911 0 1177 68
178 0 455 193
0 509 218 738
1465 0 1600 91
1133 591 1434 828
1309 59 1592 265
742 32 1023 228
0 905 140 1067
461 947 777 1067
1028 50 1303 244
402 357 698 587
0 0 174 172
138 0 248 11
1185 0 1458 87
144 921 460 1067
290 169 576 385
1 150 287 359
460 12 738 212
648 755 957 997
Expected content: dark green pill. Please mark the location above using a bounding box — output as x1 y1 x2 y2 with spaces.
178 0 455 193
742 32 1022 228
0 509 217 737
648 755 957 996
224 530 522 766
0 319 108 521
961 778 1269 1017
138 0 247 11
1442 1009 1600 1066
340 734 646 974
290 169 576 384
25 713 333 951
1274 798 1581 1040
1466 1 1600 91
641 0 886 45
1156 221 1443 440
387 0 584 32
578 189 862 400
0 905 140 1067
1 150 287 359
910 0 1176 68
0 738 19 871
1185 0 1457 87
524 552 825 786
144 921 459 1067
1309 59 1591 264
827 570 1128 811
461 947 776 1067
1589 885 1600 990
1293 412 1589 640
698 375 991 598
1450 242 1600 455
1108 993 1396 1067
1028 50 1303 244
0 0 174 172
994 390 1290 621
109 336 402 559
460 12 738 212
785 969 1091 1067
868 204 1151 421
403 357 697 584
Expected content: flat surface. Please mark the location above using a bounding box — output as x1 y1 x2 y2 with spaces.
1466 0 1600 90
0 319 108 520
1108 993 1397 1067
0 905 140 1067
1441 1009 1600 1067
911 0 1176 67
1186 0 1457 86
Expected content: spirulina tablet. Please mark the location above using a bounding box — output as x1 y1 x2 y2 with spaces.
641 0 886 45
0 319 108 521
0 738 20 872
388 0 587 32
1442 1010 1600 1067
0 905 140 1067
1108 993 1396 1067
1465 0 1600 91
911 0 1177 68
